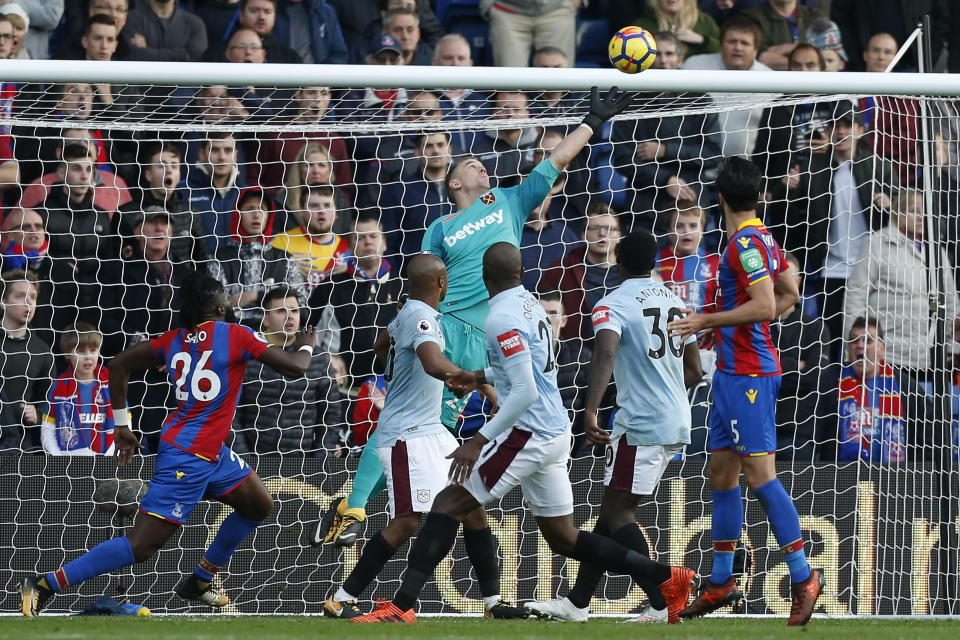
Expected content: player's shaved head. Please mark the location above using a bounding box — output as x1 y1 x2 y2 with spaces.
407 253 448 304
617 230 657 278
482 242 523 294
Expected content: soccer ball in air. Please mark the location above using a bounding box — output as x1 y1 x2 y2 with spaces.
608 26 658 74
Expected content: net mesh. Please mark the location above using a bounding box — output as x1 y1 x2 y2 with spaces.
0 79 958 616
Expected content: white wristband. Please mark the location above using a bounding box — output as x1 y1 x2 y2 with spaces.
299 345 313 355
113 409 130 428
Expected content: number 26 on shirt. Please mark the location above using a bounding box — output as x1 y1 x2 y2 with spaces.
170 350 222 402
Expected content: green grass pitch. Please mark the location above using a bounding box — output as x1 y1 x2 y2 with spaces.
1 616 958 640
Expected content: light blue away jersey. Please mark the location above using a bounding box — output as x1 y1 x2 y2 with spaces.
377 300 448 447
422 160 560 314
485 285 569 439
592 277 696 446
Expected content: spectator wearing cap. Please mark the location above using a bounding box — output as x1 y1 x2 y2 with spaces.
108 210 186 452
806 17 847 71
336 34 408 122
381 7 431 65
116 142 207 268
0 3 30 59
830 0 948 73
125 0 208 61
742 0 826 71
785 103 897 361
333 0 443 65
482 0 576 67
202 0 303 64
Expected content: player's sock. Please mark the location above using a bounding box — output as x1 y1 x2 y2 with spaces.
347 438 388 510
565 521 609 609
194 512 260 582
610 523 666 610
571 531 671 585
341 532 396 598
709 487 743 585
45 537 135 593
393 512 460 611
753 479 810 584
463 527 500 599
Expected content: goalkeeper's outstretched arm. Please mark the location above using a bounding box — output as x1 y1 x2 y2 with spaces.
549 87 632 171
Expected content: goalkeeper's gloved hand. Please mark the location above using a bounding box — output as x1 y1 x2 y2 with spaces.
581 86 633 133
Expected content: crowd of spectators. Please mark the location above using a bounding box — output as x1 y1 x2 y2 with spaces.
1 0 959 464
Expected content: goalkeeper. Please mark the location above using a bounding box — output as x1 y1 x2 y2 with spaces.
318 87 631 545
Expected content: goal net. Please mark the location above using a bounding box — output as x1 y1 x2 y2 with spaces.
0 62 958 617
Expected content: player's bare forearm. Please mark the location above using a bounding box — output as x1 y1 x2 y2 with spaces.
585 330 619 414
108 341 161 410
373 329 390 365
259 326 316 377
682 341 703 388
550 125 593 171
416 342 460 380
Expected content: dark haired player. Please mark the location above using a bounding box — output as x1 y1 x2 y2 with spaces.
21 272 316 616
351 243 694 623
667 157 823 626
528 230 703 623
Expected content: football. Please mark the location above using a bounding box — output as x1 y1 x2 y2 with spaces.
608 26 658 74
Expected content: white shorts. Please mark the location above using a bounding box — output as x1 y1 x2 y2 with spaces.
603 434 682 496
463 427 574 518
378 430 458 518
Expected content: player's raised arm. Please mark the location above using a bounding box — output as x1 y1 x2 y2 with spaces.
257 325 317 378
107 340 162 466
549 87 632 171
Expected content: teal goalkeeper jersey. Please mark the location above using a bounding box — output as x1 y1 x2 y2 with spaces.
422 159 561 315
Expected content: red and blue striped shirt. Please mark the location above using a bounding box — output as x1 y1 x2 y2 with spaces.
151 322 270 461
715 218 786 376
43 365 115 454
656 246 720 312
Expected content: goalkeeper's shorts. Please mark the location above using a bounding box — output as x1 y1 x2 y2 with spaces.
139 443 253 524
439 309 488 430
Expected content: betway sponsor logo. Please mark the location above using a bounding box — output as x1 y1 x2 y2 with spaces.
443 210 504 247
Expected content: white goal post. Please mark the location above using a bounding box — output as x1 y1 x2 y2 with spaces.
0 58 957 619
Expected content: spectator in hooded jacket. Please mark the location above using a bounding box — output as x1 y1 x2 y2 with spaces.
208 187 306 326
12 0 63 60
117 142 207 267
233 286 347 455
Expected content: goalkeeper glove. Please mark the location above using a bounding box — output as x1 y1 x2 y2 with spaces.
581 86 632 133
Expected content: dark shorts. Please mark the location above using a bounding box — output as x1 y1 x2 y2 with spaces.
139 443 253 524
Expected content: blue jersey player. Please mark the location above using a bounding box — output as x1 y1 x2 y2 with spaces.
318 87 632 551
667 157 824 626
352 243 694 623
21 272 316 617
528 230 704 624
